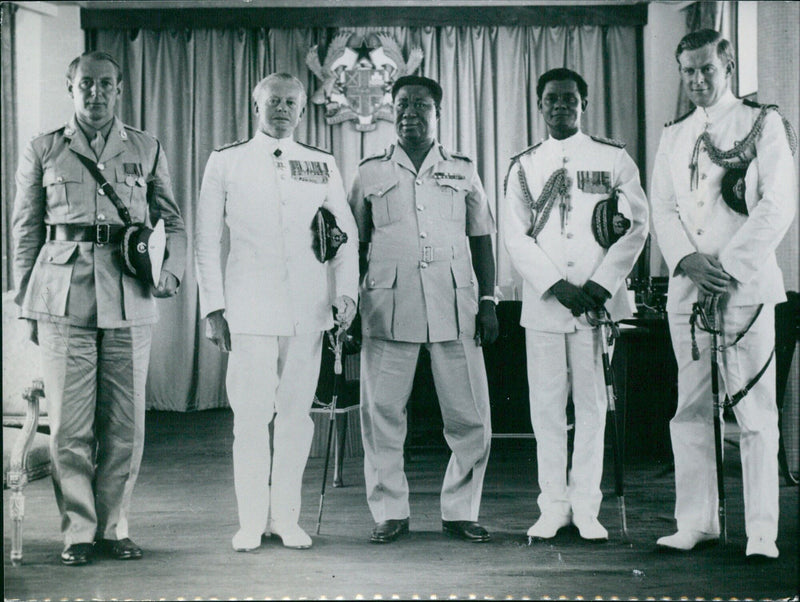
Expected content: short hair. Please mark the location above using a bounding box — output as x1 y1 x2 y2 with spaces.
66 51 123 83
536 68 588 101
252 73 307 105
675 29 735 66
391 75 443 106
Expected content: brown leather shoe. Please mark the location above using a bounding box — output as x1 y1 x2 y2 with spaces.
442 520 491 542
370 518 410 543
60 543 94 566
94 537 143 560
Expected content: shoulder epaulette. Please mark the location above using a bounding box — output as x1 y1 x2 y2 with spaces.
297 140 332 155
590 134 626 148
742 98 778 110
450 151 473 162
35 124 67 139
359 146 391 166
214 138 248 152
510 141 544 163
123 124 145 134
665 108 696 127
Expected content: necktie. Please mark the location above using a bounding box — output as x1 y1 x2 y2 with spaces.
91 131 105 159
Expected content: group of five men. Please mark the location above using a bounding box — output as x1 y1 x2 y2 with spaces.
12 28 796 567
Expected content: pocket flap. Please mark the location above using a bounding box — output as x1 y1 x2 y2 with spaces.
365 263 397 289
40 241 79 265
451 261 475 288
365 180 399 198
435 179 468 192
43 168 82 186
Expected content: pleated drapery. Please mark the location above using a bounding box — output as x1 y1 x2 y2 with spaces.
92 26 640 410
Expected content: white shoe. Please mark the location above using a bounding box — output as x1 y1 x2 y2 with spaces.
527 513 572 540
232 529 262 552
270 521 312 549
656 530 718 551
572 515 608 541
746 536 779 559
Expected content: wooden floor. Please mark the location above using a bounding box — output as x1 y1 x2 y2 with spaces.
4 409 798 601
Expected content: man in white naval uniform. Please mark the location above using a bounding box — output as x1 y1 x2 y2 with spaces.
502 68 649 541
650 30 796 559
194 73 359 552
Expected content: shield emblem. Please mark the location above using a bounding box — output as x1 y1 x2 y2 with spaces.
344 67 387 117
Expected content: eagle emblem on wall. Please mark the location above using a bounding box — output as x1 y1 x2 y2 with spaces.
306 32 424 131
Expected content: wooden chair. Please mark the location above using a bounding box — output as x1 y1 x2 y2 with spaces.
6 379 46 565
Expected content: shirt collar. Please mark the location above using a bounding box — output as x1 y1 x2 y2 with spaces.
256 130 295 154
697 89 739 123
543 129 585 149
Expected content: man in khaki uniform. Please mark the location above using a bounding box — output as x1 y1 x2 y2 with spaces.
349 75 498 544
12 51 186 565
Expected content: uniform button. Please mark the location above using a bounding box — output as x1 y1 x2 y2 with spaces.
567 261 575 267
420 261 428 269
369 279 376 286
566 232 574 239
416 205 424 211
97 213 106 221
563 157 570 163
420 232 427 239
701 173 707 180
56 176 64 183
97 163 105 171
697 229 704 235
698 201 704 207
98 188 106 195
415 180 422 186
48 256 54 262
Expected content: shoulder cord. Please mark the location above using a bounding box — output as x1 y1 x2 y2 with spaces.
518 165 569 242
689 301 773 408
690 106 798 190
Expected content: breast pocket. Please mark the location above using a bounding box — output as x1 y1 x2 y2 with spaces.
365 180 400 227
434 179 468 221
25 241 79 317
114 166 148 222
42 168 82 218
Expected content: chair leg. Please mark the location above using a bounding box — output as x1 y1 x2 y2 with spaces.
8 380 44 566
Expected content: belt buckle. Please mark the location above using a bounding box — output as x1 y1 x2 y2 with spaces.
422 246 434 262
96 223 110 245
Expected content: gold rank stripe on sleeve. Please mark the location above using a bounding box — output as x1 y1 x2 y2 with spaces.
289 160 330 184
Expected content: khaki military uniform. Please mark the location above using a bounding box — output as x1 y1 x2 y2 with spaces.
349 143 494 523
12 115 186 546
650 90 797 541
502 130 649 520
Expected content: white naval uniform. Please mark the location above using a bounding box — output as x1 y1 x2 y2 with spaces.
650 90 797 540
502 130 648 519
194 131 358 535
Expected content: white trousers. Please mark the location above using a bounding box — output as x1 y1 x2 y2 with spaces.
226 332 322 533
525 328 607 518
668 306 778 540
360 336 492 523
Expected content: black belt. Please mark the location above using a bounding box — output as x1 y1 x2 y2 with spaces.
46 223 126 245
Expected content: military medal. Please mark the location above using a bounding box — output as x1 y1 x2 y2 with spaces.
290 160 330 184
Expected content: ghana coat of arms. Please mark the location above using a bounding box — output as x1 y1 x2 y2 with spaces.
306 32 424 131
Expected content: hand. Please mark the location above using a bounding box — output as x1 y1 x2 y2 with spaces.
474 300 499 346
205 309 231 353
152 270 179 298
582 280 611 309
549 279 596 316
333 295 357 329
26 319 38 346
678 252 733 296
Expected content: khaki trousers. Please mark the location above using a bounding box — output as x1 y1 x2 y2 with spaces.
226 332 322 534
360 336 492 523
38 322 151 547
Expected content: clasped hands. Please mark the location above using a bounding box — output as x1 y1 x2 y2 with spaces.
549 279 611 316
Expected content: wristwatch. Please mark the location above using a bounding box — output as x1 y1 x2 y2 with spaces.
479 295 499 305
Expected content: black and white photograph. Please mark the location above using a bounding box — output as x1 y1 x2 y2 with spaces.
2 1 798 599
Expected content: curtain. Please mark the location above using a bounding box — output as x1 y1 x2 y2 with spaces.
92 25 640 411
1 2 17 293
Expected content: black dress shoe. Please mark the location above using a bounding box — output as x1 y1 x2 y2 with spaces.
94 537 143 560
60 543 94 566
442 520 491 542
370 518 410 544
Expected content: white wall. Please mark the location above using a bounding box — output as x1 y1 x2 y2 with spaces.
14 1 83 159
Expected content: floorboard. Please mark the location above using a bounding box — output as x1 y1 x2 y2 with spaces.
4 409 798 600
